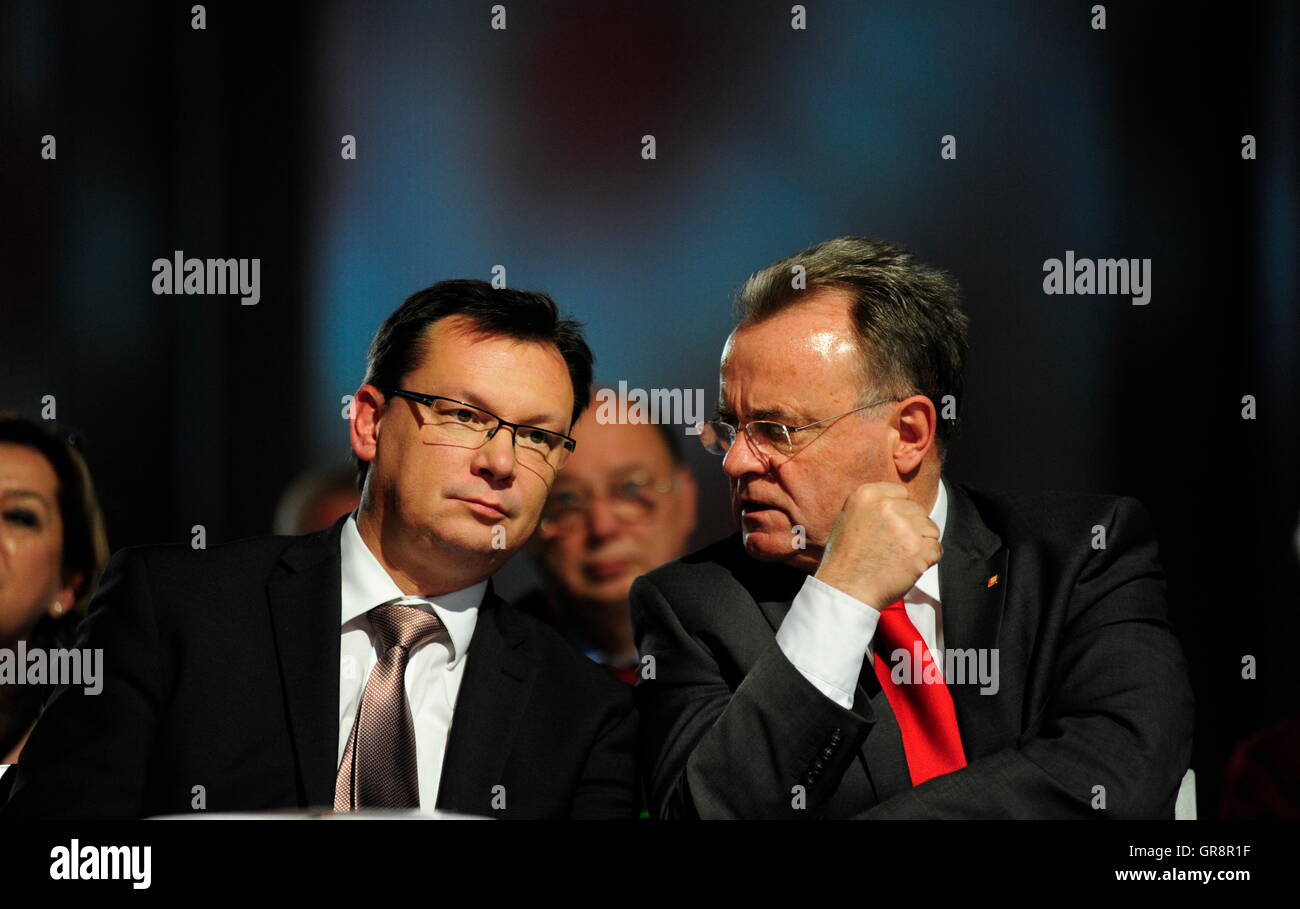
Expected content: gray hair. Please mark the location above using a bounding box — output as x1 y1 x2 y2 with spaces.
733 236 969 458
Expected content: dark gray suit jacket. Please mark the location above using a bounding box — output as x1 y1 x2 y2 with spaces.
2 517 637 819
631 477 1194 818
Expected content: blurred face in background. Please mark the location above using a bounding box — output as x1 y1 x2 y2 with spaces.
0 443 80 646
531 409 696 611
301 488 360 533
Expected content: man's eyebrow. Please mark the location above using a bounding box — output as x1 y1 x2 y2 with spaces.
607 462 655 480
456 390 565 431
514 412 568 432
748 407 801 423
715 403 803 423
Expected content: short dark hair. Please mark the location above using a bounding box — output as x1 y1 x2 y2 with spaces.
734 237 969 457
355 279 595 489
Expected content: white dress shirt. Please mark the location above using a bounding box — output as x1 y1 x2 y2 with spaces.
776 478 949 710
337 514 486 809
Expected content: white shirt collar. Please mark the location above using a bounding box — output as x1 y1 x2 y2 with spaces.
339 513 485 664
910 476 948 605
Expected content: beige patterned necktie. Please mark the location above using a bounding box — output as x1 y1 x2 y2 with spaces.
334 600 447 811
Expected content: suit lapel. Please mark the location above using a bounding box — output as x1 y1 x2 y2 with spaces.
938 479 1009 758
436 583 533 812
265 518 346 809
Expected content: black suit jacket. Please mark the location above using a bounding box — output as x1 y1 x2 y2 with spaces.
1 518 637 819
631 478 1194 818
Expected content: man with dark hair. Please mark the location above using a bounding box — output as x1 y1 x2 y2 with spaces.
354 279 595 490
3 279 638 819
632 237 1194 818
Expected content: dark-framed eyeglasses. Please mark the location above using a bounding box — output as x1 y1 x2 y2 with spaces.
382 388 577 472
538 472 676 536
696 396 903 461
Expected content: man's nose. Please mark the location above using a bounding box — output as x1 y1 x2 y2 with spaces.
584 496 622 540
471 427 518 481
721 432 767 479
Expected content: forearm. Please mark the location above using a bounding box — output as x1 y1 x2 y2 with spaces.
642 639 872 819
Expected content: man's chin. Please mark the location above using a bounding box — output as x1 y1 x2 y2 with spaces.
741 528 823 572
577 574 636 603
741 528 796 563
425 516 519 561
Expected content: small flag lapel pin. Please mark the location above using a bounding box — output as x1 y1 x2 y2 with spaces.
986 574 999 588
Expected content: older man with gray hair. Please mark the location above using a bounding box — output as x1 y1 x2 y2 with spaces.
631 236 1193 819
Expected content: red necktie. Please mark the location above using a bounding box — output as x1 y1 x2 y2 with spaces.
872 599 967 785
606 664 638 686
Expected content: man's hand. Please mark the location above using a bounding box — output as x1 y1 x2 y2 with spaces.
814 482 942 610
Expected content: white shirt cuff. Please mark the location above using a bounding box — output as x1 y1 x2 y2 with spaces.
775 575 881 710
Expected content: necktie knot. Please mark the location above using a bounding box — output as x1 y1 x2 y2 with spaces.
874 598 911 648
369 600 446 653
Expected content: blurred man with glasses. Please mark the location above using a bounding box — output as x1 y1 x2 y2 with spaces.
3 279 638 819
521 393 697 684
631 237 1194 819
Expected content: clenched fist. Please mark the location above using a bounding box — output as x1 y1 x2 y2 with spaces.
814 481 942 610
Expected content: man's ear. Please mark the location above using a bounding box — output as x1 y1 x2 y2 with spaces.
893 395 937 476
350 385 386 467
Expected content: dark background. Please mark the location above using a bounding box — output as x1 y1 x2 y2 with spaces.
2 0 1296 818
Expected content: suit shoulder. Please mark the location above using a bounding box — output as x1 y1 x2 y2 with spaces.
106 528 325 586
954 481 1156 546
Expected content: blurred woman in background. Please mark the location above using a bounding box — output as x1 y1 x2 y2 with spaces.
0 413 109 764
